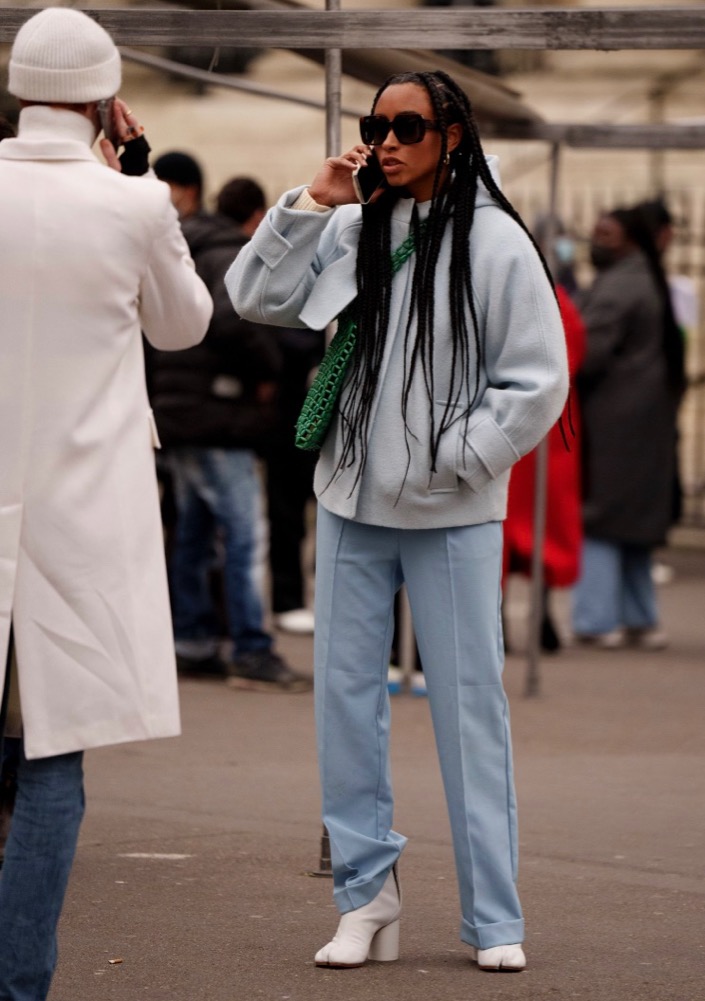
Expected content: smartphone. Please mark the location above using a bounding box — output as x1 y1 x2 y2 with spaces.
97 98 119 151
352 154 386 205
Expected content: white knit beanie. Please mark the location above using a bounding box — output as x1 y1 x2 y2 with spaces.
8 7 121 103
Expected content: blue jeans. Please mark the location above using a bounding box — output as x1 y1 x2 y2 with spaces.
572 537 658 635
314 507 523 950
0 743 85 1001
168 447 271 656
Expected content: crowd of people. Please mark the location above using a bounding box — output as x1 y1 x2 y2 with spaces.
146 150 321 693
0 6 692 999
504 198 688 654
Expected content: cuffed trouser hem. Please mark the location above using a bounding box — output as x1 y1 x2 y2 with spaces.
461 917 525 950
333 866 395 914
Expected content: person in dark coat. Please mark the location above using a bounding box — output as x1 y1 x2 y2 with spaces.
216 177 324 635
571 206 686 649
150 153 311 691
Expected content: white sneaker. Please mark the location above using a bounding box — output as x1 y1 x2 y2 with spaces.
273 608 315 634
594 629 627 649
411 671 427 696
572 629 626 650
387 666 403 695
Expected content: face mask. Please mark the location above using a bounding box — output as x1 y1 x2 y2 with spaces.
590 243 618 271
554 236 575 265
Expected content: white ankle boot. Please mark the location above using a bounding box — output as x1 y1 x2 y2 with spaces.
469 943 526 972
314 868 401 968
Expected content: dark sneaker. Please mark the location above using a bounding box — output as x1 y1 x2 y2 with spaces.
176 653 229 678
227 650 312 693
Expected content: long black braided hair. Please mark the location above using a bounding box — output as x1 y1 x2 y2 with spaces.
332 70 555 489
611 204 686 400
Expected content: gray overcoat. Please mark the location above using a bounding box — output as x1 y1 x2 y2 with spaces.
578 252 679 547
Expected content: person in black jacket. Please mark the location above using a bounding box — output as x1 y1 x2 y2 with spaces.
151 152 311 691
217 177 324 635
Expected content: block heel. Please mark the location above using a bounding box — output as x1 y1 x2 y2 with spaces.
314 866 402 968
368 918 400 962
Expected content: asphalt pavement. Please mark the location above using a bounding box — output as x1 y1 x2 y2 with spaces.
49 546 705 1001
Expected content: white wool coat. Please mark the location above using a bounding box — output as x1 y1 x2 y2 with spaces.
0 107 213 758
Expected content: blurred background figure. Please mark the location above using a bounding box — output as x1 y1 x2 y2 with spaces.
153 148 204 221
634 197 698 548
532 214 581 300
503 218 586 652
150 154 311 691
634 197 699 345
571 206 686 650
147 151 205 563
216 178 323 636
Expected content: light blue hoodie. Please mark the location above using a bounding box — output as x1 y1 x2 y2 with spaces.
226 157 568 529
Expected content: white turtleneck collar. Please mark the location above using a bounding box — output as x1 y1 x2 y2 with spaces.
18 104 98 148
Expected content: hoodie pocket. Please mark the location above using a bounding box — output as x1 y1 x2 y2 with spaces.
428 402 461 494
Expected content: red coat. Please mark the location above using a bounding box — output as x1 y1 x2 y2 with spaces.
503 286 585 587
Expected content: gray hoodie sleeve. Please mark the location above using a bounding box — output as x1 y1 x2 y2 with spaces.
224 186 335 329
454 213 569 493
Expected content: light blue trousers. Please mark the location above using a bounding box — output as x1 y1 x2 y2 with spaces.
314 507 524 949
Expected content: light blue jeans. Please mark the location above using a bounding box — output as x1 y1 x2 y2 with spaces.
572 537 658 636
314 507 523 950
168 447 271 656
0 742 85 1001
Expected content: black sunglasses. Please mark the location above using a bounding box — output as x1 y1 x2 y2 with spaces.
359 113 440 147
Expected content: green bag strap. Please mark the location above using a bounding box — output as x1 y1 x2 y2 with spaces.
295 220 426 451
392 220 427 271
338 220 426 327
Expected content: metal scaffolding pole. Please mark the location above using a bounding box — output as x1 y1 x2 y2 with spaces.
325 0 341 159
314 0 341 878
524 141 561 698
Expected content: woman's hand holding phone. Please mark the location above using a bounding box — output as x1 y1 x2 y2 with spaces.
352 153 386 205
308 145 385 208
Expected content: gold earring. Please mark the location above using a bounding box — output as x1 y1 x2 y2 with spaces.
444 151 451 166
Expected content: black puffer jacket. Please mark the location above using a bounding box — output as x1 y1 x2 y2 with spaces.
147 211 283 449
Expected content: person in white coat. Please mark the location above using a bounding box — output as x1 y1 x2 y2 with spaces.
0 9 212 999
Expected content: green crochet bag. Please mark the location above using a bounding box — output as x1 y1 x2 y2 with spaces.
295 224 425 451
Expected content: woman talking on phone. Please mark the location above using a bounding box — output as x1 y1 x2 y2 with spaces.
227 70 568 973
